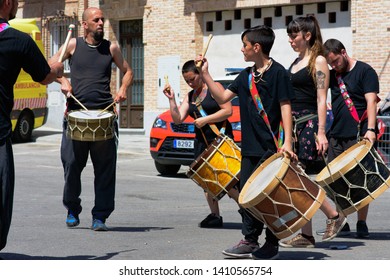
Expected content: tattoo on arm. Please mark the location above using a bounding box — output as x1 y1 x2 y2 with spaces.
316 70 326 89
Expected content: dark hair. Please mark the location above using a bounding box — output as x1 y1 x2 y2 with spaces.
241 25 275 55
182 60 199 75
287 16 324 82
323 38 346 56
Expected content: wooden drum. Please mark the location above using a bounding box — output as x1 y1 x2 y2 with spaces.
316 140 390 216
186 134 241 200
66 110 115 141
239 153 325 239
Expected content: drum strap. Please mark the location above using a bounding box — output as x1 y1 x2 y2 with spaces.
336 74 371 139
248 72 284 149
0 22 9 33
195 96 226 145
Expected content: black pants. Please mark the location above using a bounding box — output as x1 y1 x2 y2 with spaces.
0 138 15 251
61 120 118 222
239 155 279 246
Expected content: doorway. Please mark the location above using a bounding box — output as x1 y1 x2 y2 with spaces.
119 20 144 128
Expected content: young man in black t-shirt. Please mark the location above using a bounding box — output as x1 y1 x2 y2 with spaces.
198 25 296 260
323 38 380 238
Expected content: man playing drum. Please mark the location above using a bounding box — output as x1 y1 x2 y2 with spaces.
50 7 133 231
322 38 380 238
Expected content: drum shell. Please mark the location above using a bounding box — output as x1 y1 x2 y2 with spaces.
239 154 325 239
66 110 115 141
186 134 241 200
316 140 390 216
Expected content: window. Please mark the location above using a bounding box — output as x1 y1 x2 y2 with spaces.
244 18 251 29
275 7 282 17
216 11 222 21
48 17 79 73
254 8 262 18
225 20 232 31
285 15 293 26
206 21 213 32
234 10 241 20
329 12 336 23
296 5 303 15
318 3 326 14
264 17 272 28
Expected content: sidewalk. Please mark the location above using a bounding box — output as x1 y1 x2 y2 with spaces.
32 125 150 156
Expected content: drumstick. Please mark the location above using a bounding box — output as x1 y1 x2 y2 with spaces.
314 133 334 181
164 75 170 93
68 93 89 112
58 25 87 112
58 24 75 62
98 101 116 116
196 34 213 68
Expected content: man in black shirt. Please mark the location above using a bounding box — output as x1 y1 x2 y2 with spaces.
324 38 379 238
50 7 133 231
0 0 64 251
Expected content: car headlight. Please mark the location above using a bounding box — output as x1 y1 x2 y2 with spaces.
153 117 167 129
231 121 241 131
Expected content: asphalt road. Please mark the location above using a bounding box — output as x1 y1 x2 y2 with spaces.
1 126 390 262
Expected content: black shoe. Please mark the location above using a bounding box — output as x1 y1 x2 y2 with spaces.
252 242 279 260
356 220 369 238
199 214 223 228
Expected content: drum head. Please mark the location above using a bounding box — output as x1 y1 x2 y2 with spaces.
316 140 371 184
68 110 113 119
240 153 289 205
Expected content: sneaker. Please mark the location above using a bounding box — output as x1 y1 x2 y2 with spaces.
356 220 369 238
252 242 279 260
316 222 351 237
91 219 108 231
322 215 347 241
66 213 80 227
222 239 259 259
279 234 315 248
199 214 223 228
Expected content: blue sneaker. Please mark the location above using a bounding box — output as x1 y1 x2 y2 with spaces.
66 213 80 227
91 219 108 231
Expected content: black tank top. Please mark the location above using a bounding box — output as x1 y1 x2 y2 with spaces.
288 66 317 112
68 37 113 111
188 89 233 144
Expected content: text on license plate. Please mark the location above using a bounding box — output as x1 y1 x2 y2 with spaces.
173 139 194 149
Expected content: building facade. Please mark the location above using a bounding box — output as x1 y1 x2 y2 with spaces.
16 0 390 134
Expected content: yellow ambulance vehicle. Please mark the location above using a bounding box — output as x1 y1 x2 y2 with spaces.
9 18 48 142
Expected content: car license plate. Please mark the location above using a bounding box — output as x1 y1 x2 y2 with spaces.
173 139 194 149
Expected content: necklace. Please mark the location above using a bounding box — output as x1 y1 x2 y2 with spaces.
84 37 102 48
252 59 273 83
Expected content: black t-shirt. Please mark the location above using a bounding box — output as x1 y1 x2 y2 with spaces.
188 89 233 145
329 61 379 138
0 19 51 142
228 60 295 157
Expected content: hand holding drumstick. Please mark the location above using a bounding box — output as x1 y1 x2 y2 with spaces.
195 34 213 68
163 75 175 100
58 24 89 111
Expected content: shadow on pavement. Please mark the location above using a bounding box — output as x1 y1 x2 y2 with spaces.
0 249 137 260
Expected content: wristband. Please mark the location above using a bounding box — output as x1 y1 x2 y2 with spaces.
367 128 376 133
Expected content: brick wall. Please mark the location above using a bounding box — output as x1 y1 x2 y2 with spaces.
352 0 390 98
